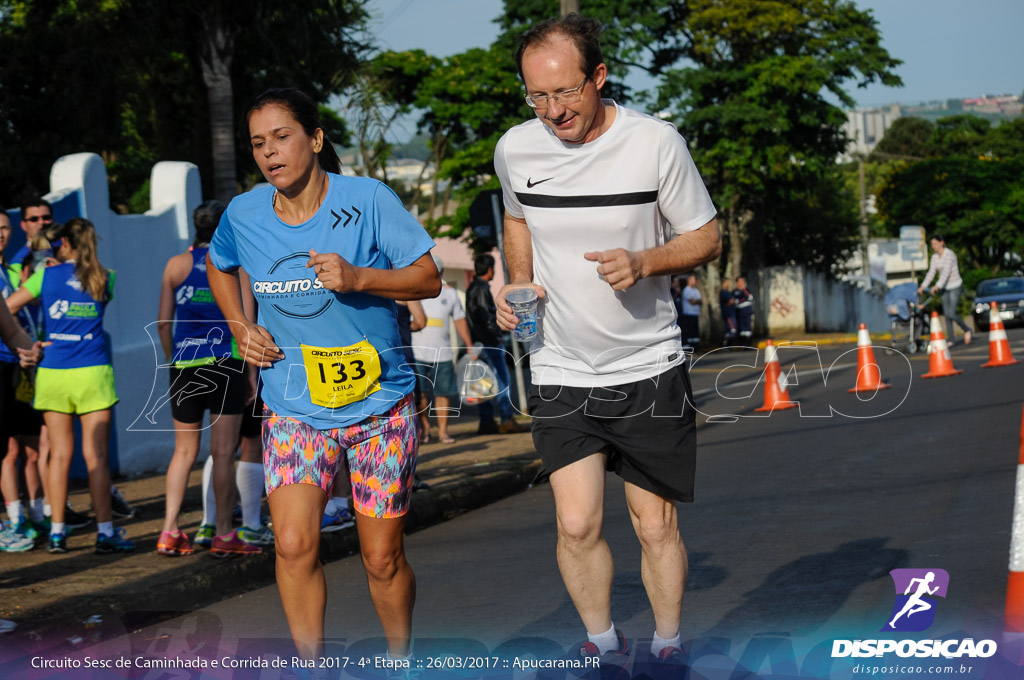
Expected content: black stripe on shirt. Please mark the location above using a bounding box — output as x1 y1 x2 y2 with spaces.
515 190 659 209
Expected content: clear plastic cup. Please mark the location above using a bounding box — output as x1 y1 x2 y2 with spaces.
506 288 539 341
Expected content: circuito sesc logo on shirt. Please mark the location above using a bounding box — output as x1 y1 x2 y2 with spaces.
251 252 333 319
882 568 949 632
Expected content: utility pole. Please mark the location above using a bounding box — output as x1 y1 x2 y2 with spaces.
858 154 871 280
561 0 580 15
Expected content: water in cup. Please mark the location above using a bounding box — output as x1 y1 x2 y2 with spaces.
506 288 538 341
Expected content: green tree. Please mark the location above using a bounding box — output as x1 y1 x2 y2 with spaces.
0 0 367 208
657 0 902 277
495 0 680 101
928 114 992 158
877 156 1024 270
870 117 935 161
344 50 438 184
412 45 528 236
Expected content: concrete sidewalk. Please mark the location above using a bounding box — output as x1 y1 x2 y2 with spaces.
0 418 540 643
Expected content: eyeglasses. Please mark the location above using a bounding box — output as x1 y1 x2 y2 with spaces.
24 215 54 223
524 77 589 109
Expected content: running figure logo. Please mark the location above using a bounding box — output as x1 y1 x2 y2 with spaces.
883 568 949 632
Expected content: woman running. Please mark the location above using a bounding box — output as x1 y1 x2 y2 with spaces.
6 218 132 554
156 200 259 558
206 88 438 663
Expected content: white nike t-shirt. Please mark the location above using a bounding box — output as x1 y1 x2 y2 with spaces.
412 284 464 363
494 101 717 387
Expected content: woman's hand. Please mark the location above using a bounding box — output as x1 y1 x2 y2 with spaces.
307 249 360 293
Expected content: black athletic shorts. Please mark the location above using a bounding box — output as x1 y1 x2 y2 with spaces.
528 365 697 502
168 359 247 424
0 361 44 437
239 393 265 439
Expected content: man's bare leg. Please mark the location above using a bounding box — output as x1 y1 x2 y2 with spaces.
549 454 614 635
623 481 687 642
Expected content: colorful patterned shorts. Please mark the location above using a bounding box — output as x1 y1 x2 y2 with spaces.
262 393 417 518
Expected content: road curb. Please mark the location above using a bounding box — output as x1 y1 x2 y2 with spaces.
755 333 893 350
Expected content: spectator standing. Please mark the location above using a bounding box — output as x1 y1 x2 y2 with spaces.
719 278 736 346
155 200 259 558
918 234 971 345
7 218 134 554
733 275 754 345
411 256 474 444
680 274 701 348
465 254 522 435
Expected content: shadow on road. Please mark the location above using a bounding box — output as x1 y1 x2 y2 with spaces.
702 537 905 637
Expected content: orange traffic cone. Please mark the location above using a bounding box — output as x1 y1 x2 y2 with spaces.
982 304 1019 368
921 311 963 379
755 340 798 412
849 323 891 393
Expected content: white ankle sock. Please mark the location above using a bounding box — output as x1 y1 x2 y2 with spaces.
98 521 114 537
587 623 619 654
5 501 23 524
650 631 681 657
50 522 66 536
201 456 216 525
236 461 264 528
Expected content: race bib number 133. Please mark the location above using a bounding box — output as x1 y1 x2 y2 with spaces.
301 340 382 408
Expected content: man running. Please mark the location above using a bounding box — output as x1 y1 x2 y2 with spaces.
494 13 720 668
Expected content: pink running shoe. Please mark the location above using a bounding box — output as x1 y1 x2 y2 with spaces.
156 530 194 556
210 531 262 558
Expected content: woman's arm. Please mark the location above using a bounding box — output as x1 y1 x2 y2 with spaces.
306 250 441 301
6 287 36 315
207 253 283 368
156 255 187 363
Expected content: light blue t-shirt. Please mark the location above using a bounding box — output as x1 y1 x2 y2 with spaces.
209 174 434 429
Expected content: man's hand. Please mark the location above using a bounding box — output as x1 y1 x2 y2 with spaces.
583 249 645 291
17 341 45 369
232 322 284 368
307 249 360 292
496 283 546 331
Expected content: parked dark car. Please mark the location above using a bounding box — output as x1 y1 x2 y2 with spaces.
973 277 1024 330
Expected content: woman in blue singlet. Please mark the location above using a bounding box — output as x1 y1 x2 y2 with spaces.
207 88 439 664
6 218 133 555
155 200 258 558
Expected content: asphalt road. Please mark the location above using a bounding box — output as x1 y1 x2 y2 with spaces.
31 329 1024 678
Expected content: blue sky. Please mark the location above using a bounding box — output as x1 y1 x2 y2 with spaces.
364 0 1023 109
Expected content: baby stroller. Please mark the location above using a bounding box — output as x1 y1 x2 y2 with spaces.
885 282 933 354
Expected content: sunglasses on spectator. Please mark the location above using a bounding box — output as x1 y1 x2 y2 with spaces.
25 214 54 223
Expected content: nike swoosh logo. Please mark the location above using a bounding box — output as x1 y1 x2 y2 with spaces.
526 177 554 188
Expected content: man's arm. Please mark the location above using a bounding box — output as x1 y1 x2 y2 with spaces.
406 300 427 331
496 213 546 331
454 318 474 351
584 218 722 292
